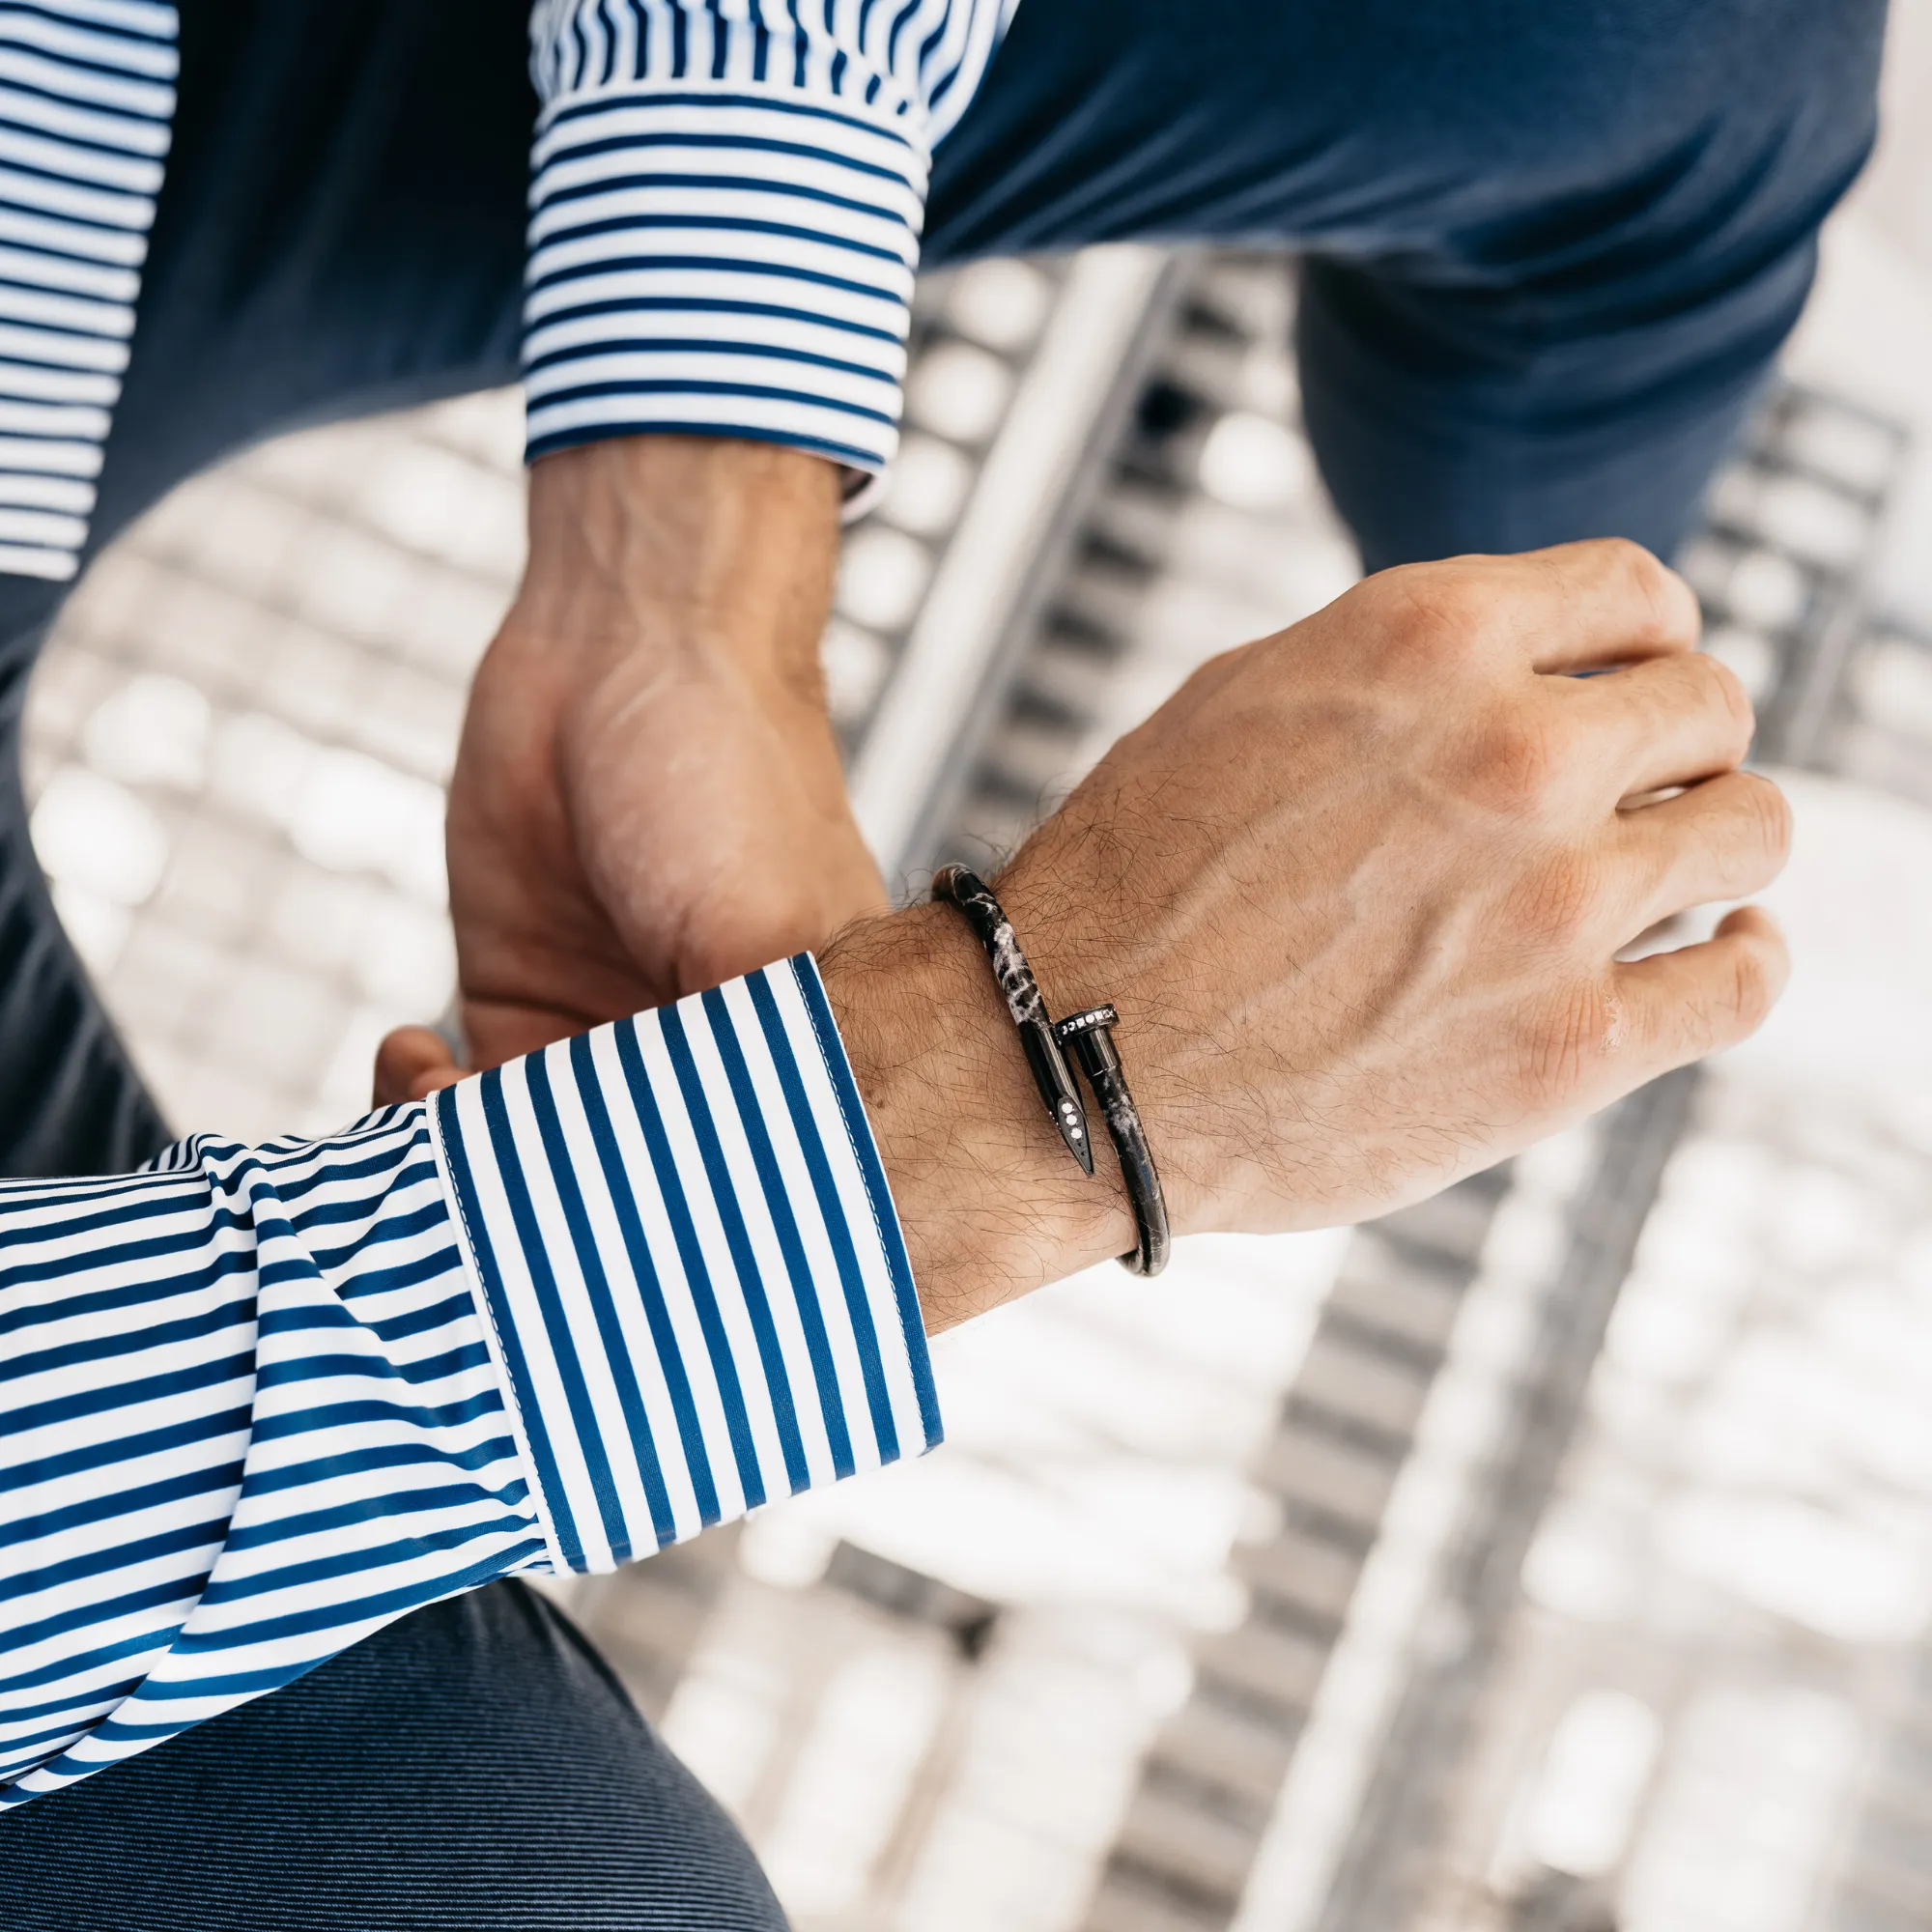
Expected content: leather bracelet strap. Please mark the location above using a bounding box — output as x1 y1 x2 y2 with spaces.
1056 1005 1171 1277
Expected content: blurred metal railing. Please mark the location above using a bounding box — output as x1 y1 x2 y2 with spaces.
25 236 1929 1932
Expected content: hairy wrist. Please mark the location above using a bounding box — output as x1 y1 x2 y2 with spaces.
820 902 1134 1334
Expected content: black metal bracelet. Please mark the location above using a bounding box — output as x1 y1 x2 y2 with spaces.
932 866 1093 1175
1056 1005 1171 1277
932 866 1170 1277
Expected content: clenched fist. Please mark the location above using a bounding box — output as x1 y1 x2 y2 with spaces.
825 540 1789 1326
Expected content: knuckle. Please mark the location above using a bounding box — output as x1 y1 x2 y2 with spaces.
1694 651 1757 752
1373 563 1493 667
1520 979 1619 1108
1739 943 1777 1036
1722 940 1777 1037
1601 536 1683 631
1742 772 1793 864
1511 848 1601 950
1466 707 1562 811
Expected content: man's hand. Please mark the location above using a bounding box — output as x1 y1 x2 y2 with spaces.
822 541 1791 1330
440 436 885 1071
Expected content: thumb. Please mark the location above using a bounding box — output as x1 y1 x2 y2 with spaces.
374 1025 468 1106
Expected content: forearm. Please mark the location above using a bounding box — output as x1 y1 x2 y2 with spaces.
448 436 884 1060
511 436 842 692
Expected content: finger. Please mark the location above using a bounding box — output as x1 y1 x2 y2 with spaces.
1551 649 1755 800
1509 539 1701 673
1612 905 1790 1073
1615 770 1792 931
374 1026 465 1107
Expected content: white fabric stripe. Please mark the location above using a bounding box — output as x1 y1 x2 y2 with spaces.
0 11 177 83
523 259 904 333
0 394 106 435
0 121 162 192
0 45 172 123
0 535 72 575
525 299 907 372
0 200 148 266
0 357 118 401
529 113 920 202
22 0 176 38
0 316 129 368
0 160 154 230
526 242 913 333
0 432 100 472
526 346 899 414
0 77 170 153
526 386 895 466
528 185 919 270
531 95 923 185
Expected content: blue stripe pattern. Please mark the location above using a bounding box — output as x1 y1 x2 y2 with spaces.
0 955 939 1805
0 0 175 582
524 0 1015 474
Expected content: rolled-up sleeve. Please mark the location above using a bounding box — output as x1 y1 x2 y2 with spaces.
522 0 1015 479
0 953 937 1807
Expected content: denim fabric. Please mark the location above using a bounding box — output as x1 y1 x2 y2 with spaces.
927 0 1886 568
4 1582 788 1931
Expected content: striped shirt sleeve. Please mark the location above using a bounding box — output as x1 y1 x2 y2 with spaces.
523 0 1015 480
0 0 177 582
0 954 938 1807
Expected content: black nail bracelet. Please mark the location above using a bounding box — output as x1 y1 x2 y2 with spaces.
1055 1004 1171 1277
932 866 1169 1277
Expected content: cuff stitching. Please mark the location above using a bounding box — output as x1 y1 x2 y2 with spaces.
424 1094 567 1576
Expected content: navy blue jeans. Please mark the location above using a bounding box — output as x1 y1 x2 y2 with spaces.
2 0 1884 1921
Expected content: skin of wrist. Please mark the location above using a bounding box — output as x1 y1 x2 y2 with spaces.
513 435 842 693
819 899 1137 1335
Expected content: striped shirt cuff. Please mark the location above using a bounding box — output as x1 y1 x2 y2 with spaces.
429 952 940 1574
524 83 924 475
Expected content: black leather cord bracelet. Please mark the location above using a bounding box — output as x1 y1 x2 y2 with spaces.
933 865 1169 1277
1056 1005 1171 1277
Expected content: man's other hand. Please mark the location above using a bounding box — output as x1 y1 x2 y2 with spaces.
823 540 1791 1328
440 435 885 1072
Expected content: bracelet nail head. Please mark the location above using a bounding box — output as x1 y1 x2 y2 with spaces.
1054 1006 1171 1278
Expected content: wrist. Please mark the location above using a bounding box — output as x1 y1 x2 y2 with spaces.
515 434 842 692
820 901 1135 1334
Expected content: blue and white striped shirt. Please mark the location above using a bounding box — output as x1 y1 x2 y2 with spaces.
0 0 1014 580
0 954 939 1806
